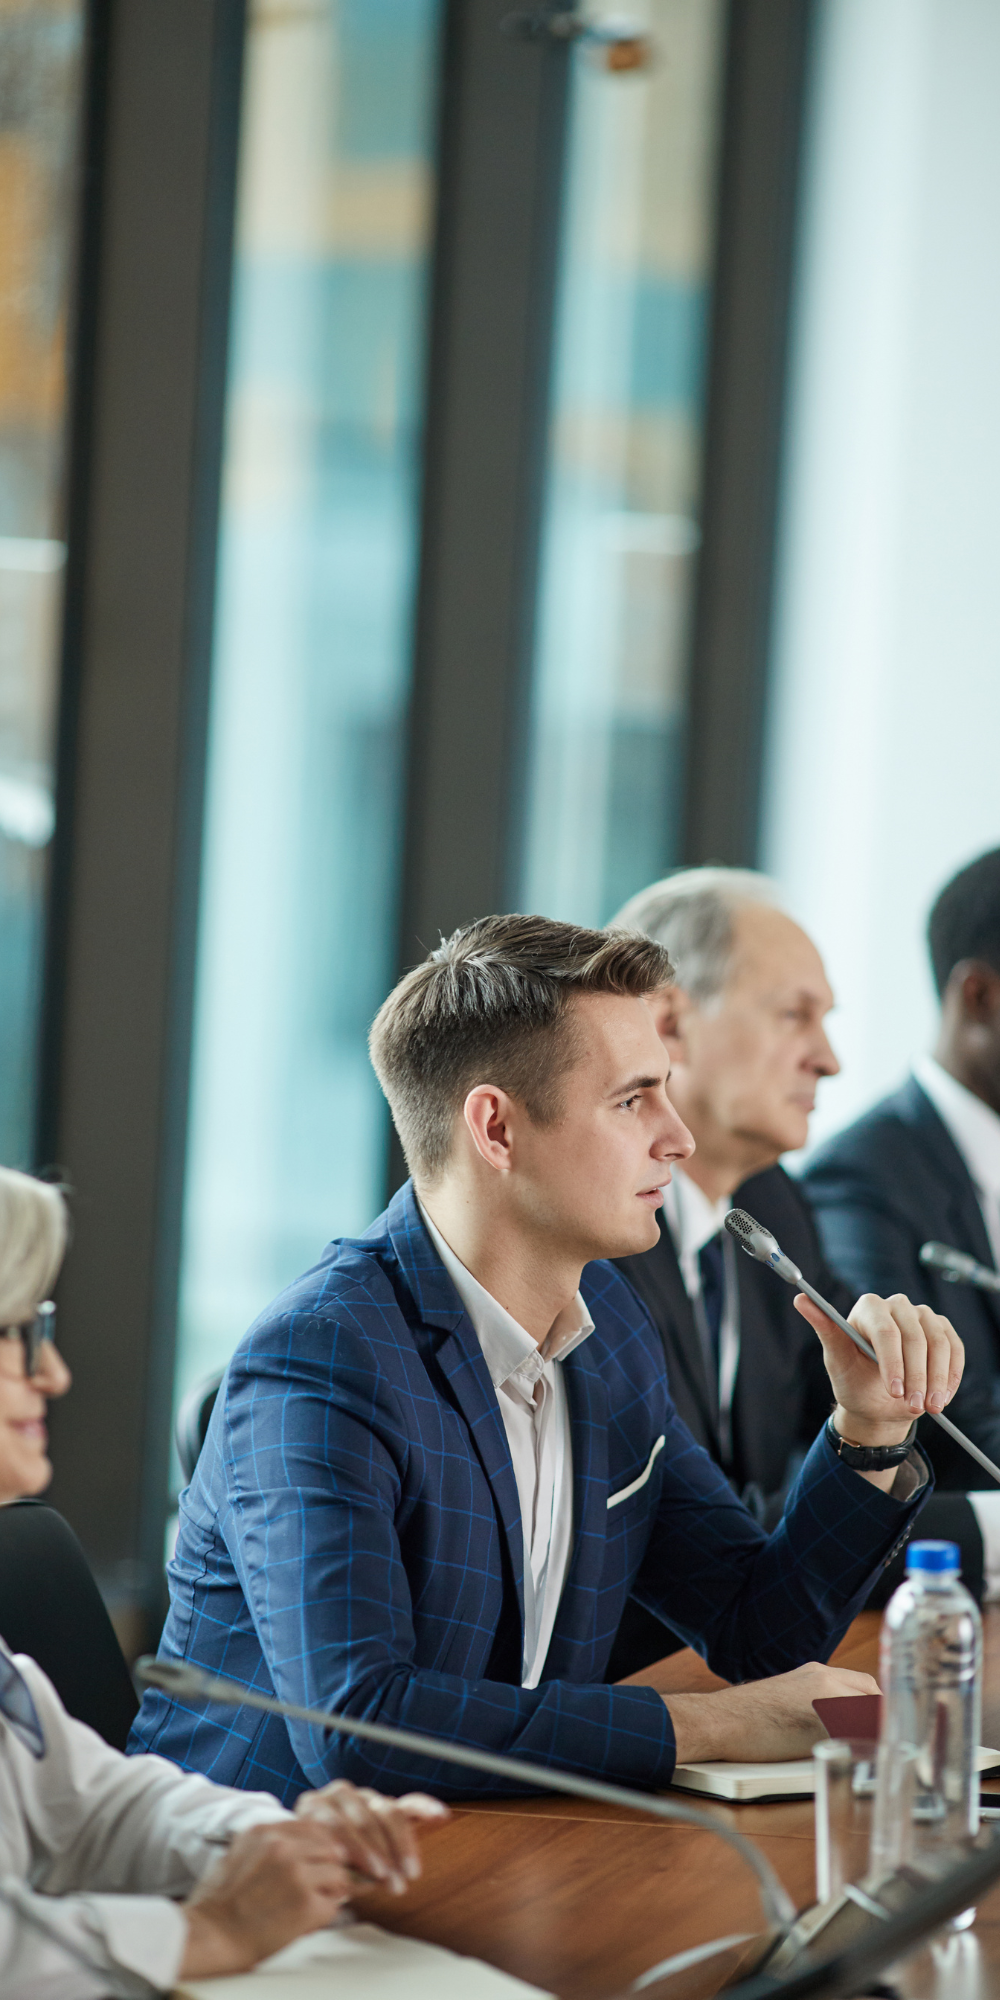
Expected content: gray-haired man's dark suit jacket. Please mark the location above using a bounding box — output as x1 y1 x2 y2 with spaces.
607 1156 983 1677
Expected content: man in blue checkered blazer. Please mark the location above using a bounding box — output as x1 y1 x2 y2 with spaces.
132 917 957 1802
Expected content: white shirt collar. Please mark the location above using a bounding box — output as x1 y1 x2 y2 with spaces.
659 1170 740 1451
913 1055 1000 1201
660 1167 731 1288
417 1201 594 1393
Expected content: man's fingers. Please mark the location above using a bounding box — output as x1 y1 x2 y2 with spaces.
915 1304 964 1409
847 1294 910 1404
784 1663 879 1695
854 1295 960 1415
792 1294 845 1346
914 1305 954 1414
794 1293 907 1402
797 1289 966 1428
889 1293 930 1412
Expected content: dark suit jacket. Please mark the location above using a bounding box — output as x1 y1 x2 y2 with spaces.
607 1159 972 1676
130 1182 922 1801
803 1077 1000 1488
615 1164 846 1520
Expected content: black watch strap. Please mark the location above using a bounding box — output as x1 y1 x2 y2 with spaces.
825 1414 918 1470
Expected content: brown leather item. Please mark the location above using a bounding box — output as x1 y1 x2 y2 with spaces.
811 1691 882 1745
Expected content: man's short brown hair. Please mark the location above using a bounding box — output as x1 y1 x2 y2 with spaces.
369 913 674 1183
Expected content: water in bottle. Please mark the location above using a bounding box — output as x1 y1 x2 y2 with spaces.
870 1539 982 1883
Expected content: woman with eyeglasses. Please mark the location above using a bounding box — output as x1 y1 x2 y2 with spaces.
0 1168 447 1998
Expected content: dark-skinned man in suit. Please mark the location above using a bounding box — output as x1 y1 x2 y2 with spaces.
606 868 983 1678
804 847 1000 1608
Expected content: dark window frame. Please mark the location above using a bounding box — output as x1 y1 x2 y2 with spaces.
39 0 247 1641
682 0 816 868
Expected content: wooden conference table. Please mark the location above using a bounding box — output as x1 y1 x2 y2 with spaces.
355 1608 1000 2000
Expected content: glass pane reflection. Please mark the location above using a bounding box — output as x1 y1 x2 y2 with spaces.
174 0 440 1410
0 2 83 1163
519 0 724 928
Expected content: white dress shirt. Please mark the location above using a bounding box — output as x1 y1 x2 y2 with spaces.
0 1639 287 1998
660 1169 739 1460
418 1204 593 1689
913 1056 1000 1597
913 1055 1000 1268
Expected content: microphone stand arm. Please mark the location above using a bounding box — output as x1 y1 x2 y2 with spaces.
137 1657 796 1929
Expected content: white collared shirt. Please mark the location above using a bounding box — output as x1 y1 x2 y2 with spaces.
418 1204 593 1689
0 1638 287 1997
659 1169 740 1459
660 1169 731 1292
913 1055 1000 1269
913 1058 1000 1597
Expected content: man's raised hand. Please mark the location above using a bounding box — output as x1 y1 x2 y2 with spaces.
796 1291 963 1446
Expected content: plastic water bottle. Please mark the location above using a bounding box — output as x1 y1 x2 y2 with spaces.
871 1539 982 1885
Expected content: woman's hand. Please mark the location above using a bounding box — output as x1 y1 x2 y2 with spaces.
179 1784 450 1979
180 1819 357 1979
294 1779 450 1896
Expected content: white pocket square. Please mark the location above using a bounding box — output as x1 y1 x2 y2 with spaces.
607 1433 666 1509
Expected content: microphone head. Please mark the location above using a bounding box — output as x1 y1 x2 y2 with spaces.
726 1209 781 1263
725 1209 803 1285
921 1241 983 1282
135 1655 230 1703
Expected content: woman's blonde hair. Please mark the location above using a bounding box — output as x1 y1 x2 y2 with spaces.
0 1169 68 1325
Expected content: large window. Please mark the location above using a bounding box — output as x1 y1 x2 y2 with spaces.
174 0 441 1408
519 0 724 927
0 1 84 1164
761 0 1000 1153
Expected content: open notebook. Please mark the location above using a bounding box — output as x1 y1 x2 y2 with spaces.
174 1923 551 1999
670 1745 1000 1804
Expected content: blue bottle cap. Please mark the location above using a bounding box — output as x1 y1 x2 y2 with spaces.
906 1539 960 1573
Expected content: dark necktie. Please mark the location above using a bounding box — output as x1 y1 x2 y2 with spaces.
698 1232 726 1376
0 1647 45 1757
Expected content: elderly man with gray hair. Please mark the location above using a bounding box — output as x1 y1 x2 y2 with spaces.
607 867 991 1677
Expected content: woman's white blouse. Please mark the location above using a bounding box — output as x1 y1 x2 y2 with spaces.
0 1640 287 1998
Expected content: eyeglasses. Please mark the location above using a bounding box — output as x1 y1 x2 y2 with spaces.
0 1302 57 1377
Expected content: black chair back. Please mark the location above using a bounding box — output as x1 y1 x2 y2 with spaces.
175 1371 224 1485
0 1499 138 1749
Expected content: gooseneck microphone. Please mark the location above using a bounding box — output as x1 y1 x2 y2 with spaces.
136 1657 1000 2000
135 1656 795 1928
920 1239 1000 1293
725 1209 1000 1488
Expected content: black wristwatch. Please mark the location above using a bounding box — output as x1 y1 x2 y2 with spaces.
825 1414 918 1470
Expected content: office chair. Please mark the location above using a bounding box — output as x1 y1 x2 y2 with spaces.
175 1370 224 1485
864 1490 985 1609
0 1499 138 1749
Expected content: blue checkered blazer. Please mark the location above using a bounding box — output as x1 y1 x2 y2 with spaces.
130 1183 924 1802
